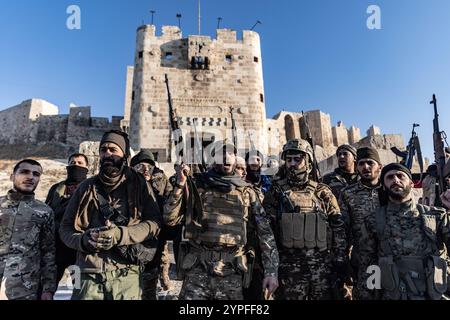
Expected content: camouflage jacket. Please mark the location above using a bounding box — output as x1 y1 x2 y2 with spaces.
339 181 381 259
362 200 450 258
322 168 358 200
164 172 279 277
263 178 347 263
148 168 172 209
360 200 450 299
0 190 56 300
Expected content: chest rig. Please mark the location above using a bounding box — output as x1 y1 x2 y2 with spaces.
195 187 250 247
280 182 329 251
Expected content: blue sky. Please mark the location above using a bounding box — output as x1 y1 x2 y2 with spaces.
1 0 450 160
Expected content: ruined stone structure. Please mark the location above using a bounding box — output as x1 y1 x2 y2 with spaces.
0 99 122 155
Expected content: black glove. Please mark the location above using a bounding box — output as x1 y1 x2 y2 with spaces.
81 230 98 253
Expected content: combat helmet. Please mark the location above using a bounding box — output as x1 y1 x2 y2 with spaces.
281 138 313 163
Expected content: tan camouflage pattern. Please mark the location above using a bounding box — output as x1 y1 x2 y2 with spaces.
0 190 56 300
164 177 279 300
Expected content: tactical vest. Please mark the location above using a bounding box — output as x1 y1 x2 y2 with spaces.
280 181 329 251
376 204 448 300
195 187 250 247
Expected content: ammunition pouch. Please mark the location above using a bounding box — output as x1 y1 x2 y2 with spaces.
426 255 447 300
379 255 438 299
280 211 329 251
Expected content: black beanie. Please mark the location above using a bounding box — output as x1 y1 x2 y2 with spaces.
380 163 412 183
130 149 155 167
357 147 381 164
100 130 130 157
336 144 357 158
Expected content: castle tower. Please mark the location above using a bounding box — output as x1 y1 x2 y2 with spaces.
127 25 267 161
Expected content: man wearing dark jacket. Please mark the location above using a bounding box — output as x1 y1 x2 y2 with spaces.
46 153 89 285
131 149 174 299
60 130 161 300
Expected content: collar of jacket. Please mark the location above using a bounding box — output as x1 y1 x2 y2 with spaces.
7 189 35 202
357 180 381 191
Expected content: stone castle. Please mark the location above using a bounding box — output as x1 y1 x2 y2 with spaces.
0 24 413 173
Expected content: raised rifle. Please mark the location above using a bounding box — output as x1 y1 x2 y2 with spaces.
192 117 206 172
391 123 424 178
165 74 203 239
430 94 448 195
301 111 321 182
229 106 238 155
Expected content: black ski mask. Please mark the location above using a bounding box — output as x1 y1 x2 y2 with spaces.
66 165 88 184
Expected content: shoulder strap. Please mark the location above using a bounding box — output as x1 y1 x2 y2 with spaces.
417 204 441 252
49 182 66 209
375 206 392 255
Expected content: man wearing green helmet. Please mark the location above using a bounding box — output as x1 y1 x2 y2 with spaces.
263 139 347 300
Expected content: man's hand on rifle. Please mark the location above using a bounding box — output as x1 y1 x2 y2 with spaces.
175 164 191 187
440 190 450 209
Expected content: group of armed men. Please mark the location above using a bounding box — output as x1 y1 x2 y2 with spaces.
2 129 450 300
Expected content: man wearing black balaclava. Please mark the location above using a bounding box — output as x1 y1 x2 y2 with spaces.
59 130 161 300
45 153 89 285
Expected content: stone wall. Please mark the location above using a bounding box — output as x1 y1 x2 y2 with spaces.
332 121 349 146
0 100 123 158
0 99 58 144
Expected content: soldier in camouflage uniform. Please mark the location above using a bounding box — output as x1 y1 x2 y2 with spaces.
164 140 279 300
339 147 383 300
263 139 347 300
361 163 450 300
243 150 271 300
0 159 56 300
131 149 174 299
322 144 358 200
45 153 89 285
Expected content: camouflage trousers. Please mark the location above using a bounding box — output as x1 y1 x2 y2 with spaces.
71 266 141 300
274 249 332 300
351 256 378 300
179 265 243 300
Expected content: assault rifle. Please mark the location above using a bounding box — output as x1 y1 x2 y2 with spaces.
301 111 321 182
430 94 448 195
